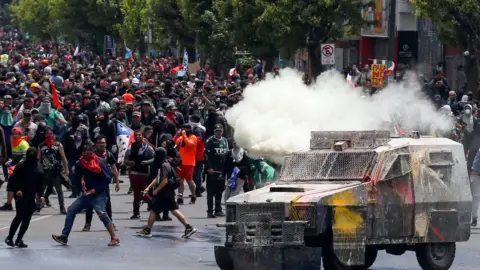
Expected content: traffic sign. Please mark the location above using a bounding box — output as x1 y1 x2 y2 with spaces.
321 43 335 65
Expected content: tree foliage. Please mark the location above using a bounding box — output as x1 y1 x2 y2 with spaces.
411 0 480 92
11 0 121 49
222 0 366 76
10 0 65 40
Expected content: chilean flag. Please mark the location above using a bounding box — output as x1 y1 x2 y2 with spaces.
228 65 238 79
116 121 134 164
116 121 154 164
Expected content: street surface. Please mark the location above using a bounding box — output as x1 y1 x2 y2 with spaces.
0 175 478 269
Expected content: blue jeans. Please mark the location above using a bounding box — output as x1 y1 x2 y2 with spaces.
68 159 80 195
61 193 112 237
194 161 204 194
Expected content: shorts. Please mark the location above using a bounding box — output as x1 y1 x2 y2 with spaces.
177 165 195 181
151 197 179 214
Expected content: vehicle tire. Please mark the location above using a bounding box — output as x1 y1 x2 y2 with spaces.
364 247 378 269
214 247 234 270
322 239 375 270
416 242 456 270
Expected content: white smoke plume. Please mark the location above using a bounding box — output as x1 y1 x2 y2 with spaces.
225 68 452 164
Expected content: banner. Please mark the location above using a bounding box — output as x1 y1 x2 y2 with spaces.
371 64 386 87
361 0 390 37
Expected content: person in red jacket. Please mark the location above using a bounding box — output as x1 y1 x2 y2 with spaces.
189 114 206 197
174 124 198 204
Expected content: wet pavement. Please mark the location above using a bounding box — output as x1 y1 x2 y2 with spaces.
0 176 479 269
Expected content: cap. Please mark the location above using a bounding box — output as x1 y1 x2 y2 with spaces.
214 124 224 131
166 103 177 110
4 95 11 99
142 100 151 106
122 93 134 105
133 111 141 117
30 82 40 89
147 79 155 83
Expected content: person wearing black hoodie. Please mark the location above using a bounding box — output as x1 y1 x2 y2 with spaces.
63 115 90 198
5 147 45 248
96 108 117 153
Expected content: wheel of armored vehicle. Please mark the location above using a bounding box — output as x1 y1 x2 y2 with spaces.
415 243 456 270
214 246 233 270
322 237 378 270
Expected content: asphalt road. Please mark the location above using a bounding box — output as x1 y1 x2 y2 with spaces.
0 176 478 270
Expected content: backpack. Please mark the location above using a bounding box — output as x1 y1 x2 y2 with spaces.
160 162 180 190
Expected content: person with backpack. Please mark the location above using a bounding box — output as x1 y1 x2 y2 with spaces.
136 147 197 238
37 127 69 214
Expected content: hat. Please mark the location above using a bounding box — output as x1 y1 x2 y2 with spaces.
166 103 177 110
30 82 40 89
4 95 11 99
133 111 141 117
142 100 151 106
214 124 224 131
132 78 140 84
122 93 134 105
147 79 155 83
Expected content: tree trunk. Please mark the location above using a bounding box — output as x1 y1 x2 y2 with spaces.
308 44 323 80
465 49 479 98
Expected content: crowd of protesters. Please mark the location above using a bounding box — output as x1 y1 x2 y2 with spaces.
0 31 277 247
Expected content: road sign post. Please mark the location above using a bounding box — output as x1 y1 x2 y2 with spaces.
321 43 335 66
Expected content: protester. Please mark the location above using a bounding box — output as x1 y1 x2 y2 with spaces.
5 147 44 248
52 142 120 246
136 147 197 238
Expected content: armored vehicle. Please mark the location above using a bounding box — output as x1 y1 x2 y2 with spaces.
215 130 472 270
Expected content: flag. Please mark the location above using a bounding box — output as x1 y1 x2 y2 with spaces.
73 46 79 56
229 67 238 77
49 79 62 110
346 72 355 87
116 121 154 164
125 47 133 63
372 59 395 79
182 48 188 72
116 121 134 164
384 61 395 77
170 65 183 76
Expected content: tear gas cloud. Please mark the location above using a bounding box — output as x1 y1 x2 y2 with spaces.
225 68 452 164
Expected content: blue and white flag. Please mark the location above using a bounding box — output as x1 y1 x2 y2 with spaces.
182 48 188 72
125 47 133 60
116 121 134 164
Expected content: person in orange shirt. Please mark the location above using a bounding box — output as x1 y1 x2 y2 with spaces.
174 124 198 204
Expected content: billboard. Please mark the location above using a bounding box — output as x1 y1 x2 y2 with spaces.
361 0 390 37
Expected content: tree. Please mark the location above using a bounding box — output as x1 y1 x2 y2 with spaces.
60 0 122 50
228 0 366 77
219 0 279 71
10 0 65 40
410 0 480 93
116 0 150 55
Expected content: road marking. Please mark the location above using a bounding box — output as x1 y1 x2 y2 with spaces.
0 215 52 231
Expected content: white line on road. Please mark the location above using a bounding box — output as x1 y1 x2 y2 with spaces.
0 215 52 231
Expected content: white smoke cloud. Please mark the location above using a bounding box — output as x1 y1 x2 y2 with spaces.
225 68 452 164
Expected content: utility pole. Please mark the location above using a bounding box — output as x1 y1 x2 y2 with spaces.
387 0 396 63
